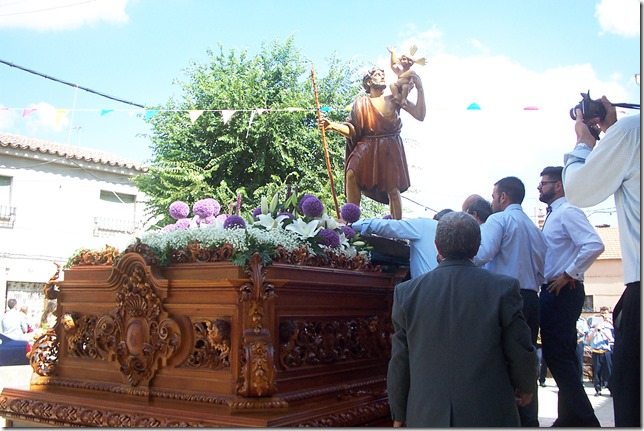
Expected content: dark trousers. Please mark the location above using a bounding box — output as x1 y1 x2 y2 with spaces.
591 350 612 392
575 340 585 381
540 281 599 426
518 289 539 427
611 281 641 427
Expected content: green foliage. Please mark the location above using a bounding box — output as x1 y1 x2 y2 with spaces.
133 37 363 225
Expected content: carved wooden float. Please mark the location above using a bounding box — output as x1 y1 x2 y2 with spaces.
0 247 408 427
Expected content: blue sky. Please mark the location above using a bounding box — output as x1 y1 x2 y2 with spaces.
0 0 640 224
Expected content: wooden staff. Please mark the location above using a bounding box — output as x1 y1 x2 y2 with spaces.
310 67 340 219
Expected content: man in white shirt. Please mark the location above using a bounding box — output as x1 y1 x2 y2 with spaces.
473 176 547 427
538 165 604 426
564 98 640 427
1 298 28 340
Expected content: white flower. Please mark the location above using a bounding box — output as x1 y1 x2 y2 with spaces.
254 213 289 230
285 218 322 239
318 213 339 230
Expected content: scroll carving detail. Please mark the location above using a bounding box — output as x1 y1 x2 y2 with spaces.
237 253 277 397
94 263 181 387
279 316 392 369
180 319 231 369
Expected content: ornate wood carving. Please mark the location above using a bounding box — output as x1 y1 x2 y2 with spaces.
119 238 159 266
0 394 199 427
68 245 121 267
278 316 392 368
294 397 391 427
94 260 181 387
179 319 231 369
237 253 277 397
29 329 58 377
62 313 102 359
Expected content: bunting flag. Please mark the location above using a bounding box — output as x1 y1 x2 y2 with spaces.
145 110 159 121
100 109 114 116
55 109 68 126
466 103 481 110
221 109 236 124
188 110 204 124
22 108 37 117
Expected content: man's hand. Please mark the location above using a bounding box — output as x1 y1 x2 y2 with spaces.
393 420 405 427
515 389 533 407
597 95 617 133
547 273 575 296
575 108 598 149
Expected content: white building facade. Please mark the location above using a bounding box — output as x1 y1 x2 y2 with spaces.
0 133 149 329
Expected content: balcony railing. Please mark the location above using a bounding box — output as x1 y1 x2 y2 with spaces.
0 204 16 228
94 216 137 237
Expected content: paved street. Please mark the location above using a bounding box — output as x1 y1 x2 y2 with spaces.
537 377 614 427
0 367 615 427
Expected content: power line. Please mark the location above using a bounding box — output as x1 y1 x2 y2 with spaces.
0 59 145 108
0 0 97 17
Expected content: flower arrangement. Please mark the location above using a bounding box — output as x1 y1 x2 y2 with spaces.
133 191 371 268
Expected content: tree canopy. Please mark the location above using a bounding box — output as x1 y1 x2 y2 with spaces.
133 37 383 227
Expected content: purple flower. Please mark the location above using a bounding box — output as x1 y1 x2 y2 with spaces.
162 224 178 232
383 214 393 220
193 199 215 218
278 211 294 219
301 196 324 218
175 218 191 229
339 225 356 240
297 193 316 212
169 201 190 220
206 198 221 217
252 206 263 219
223 215 246 229
318 228 340 248
203 215 217 225
340 203 361 224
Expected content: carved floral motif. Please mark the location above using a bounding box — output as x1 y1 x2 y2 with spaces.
67 245 120 267
180 319 231 369
279 316 393 369
63 313 102 359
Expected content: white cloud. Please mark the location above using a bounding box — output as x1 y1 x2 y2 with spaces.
23 102 70 132
595 0 640 37
372 32 632 226
0 0 130 31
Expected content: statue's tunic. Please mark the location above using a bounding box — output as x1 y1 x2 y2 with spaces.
344 96 410 204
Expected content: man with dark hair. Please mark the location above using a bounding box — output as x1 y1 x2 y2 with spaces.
387 212 537 427
538 165 604 426
565 99 640 427
465 197 492 224
473 176 547 427
318 67 426 220
1 298 28 340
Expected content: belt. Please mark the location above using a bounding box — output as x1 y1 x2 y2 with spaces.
592 349 608 354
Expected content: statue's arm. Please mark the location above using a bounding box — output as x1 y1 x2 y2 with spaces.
402 74 426 121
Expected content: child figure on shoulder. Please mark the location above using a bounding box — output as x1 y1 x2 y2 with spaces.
387 45 426 108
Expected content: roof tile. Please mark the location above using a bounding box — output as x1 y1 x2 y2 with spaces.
0 132 147 172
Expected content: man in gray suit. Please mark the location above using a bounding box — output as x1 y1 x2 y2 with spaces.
387 211 537 427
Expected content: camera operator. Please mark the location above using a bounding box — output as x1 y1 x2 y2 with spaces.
563 96 640 427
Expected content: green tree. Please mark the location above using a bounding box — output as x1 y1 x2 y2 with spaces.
133 37 380 227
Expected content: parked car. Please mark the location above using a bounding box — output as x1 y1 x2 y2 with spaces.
0 333 31 366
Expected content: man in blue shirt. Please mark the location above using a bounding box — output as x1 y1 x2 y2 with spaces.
351 217 438 279
473 176 547 427
538 166 604 426
586 307 614 397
